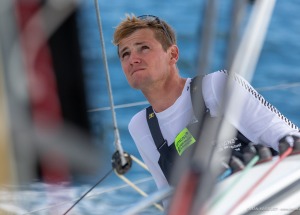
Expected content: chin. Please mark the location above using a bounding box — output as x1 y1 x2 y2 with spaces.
129 78 143 89
130 83 141 90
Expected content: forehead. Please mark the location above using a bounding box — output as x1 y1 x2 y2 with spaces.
118 29 159 51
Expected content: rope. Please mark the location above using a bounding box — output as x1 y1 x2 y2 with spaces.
93 0 126 166
88 101 149 112
63 168 113 215
228 0 276 80
123 187 173 215
196 0 218 75
208 155 259 210
167 1 278 214
87 81 300 113
226 147 293 215
257 82 300 92
115 171 164 212
93 2 163 213
130 155 150 172
112 154 163 212
22 177 154 214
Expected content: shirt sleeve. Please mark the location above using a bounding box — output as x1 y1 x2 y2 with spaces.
202 70 299 151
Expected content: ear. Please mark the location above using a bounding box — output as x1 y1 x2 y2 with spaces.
169 45 179 64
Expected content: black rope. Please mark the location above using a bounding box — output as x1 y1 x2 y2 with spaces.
63 168 114 215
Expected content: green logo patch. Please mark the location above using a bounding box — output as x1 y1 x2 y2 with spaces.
175 128 196 156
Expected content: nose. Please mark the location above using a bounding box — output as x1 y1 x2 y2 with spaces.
129 51 141 65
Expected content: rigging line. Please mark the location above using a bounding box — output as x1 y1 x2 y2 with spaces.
88 101 149 112
115 171 164 212
256 82 300 92
0 29 15 186
169 1 277 214
131 154 150 172
226 147 293 215
225 0 248 69
228 0 276 80
93 0 126 166
247 167 300 212
207 155 259 211
196 0 218 75
87 80 300 113
23 177 154 214
123 186 173 215
63 168 113 215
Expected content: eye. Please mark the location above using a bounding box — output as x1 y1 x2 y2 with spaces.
121 51 130 60
141 45 150 51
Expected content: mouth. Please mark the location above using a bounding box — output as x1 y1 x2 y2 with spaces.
131 68 145 75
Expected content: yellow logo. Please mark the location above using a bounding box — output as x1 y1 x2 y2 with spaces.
149 113 155 119
175 128 196 156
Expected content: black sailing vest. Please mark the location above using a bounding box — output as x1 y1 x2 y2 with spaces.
146 76 252 183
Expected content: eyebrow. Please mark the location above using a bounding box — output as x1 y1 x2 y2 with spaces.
119 42 147 56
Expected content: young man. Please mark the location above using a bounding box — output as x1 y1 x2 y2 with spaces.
113 14 300 194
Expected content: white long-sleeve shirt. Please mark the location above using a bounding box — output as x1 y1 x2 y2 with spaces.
128 70 299 191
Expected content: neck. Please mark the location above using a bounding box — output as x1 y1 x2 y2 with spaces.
143 75 186 113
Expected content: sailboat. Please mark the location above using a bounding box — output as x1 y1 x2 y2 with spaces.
120 1 300 214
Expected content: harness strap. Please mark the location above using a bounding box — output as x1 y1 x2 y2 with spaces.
190 75 207 120
145 77 206 181
146 106 167 150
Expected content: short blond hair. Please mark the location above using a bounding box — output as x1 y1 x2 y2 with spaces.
113 14 176 52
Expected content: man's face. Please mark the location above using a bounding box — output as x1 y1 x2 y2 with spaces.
118 28 171 90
